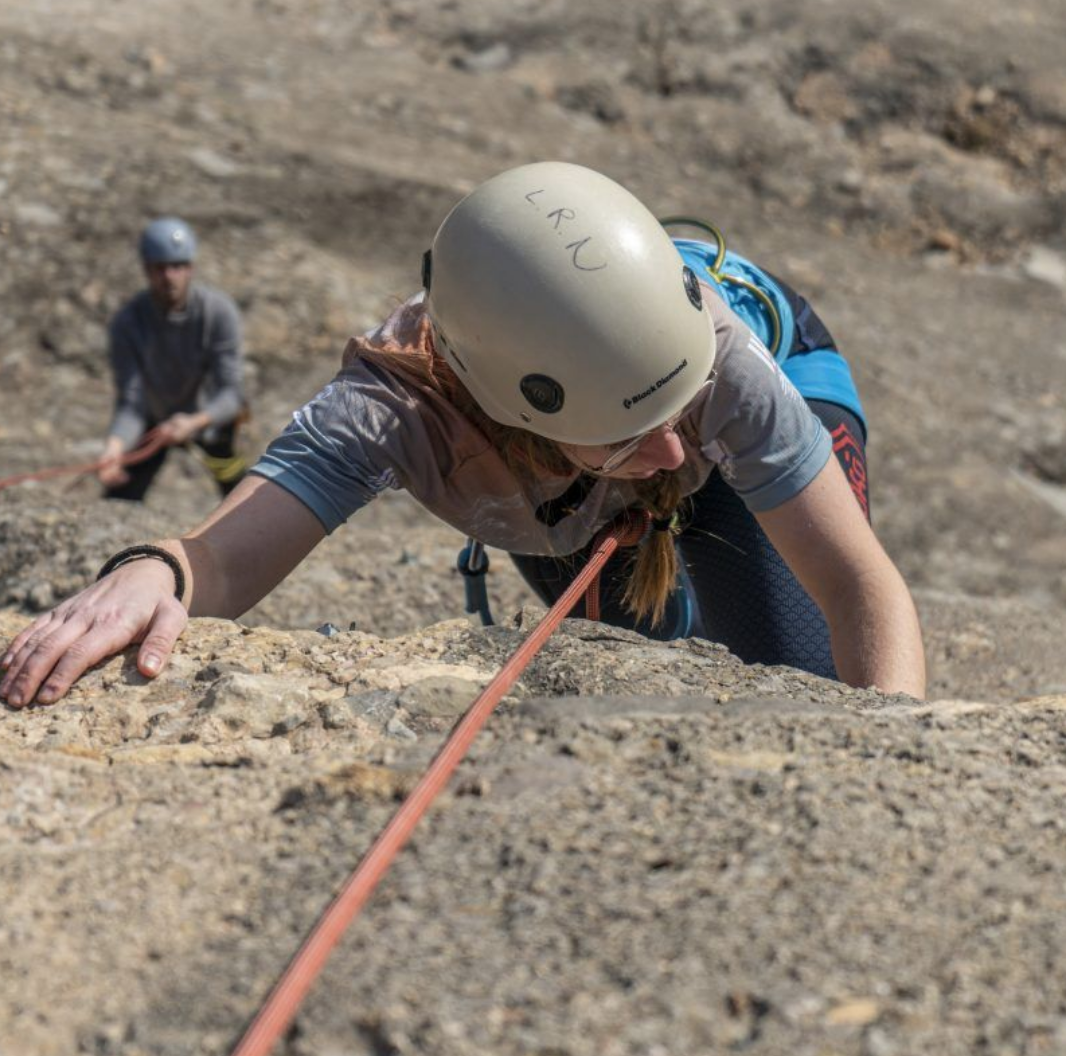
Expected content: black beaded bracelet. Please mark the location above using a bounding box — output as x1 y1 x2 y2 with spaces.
96 545 186 602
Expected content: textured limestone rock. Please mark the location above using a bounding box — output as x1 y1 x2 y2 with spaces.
4 605 1066 1056
1 0 1065 1052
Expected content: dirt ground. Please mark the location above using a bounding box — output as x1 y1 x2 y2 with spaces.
1 0 1065 1053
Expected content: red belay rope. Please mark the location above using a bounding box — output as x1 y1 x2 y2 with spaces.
0 427 169 491
230 510 650 1056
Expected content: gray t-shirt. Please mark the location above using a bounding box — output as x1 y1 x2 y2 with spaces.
108 282 244 447
251 288 831 556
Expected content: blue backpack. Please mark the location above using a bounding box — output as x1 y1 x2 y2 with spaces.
666 218 866 434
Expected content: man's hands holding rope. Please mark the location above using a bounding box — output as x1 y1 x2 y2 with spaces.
0 560 186 708
96 413 211 486
96 435 132 487
158 411 211 446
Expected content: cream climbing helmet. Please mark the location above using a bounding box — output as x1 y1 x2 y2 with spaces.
423 161 716 446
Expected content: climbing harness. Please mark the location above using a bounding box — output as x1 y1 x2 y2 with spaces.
0 427 170 492
194 448 250 486
659 216 784 357
229 513 650 1056
188 404 253 486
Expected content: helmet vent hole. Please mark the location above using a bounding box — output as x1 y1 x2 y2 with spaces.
520 374 565 414
519 412 532 423
682 266 703 310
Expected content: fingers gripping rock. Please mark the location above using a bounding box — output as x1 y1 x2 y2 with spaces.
138 597 188 677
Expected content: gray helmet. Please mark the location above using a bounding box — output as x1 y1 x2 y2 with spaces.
139 217 198 264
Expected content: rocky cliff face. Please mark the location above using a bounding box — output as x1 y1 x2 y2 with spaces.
2 0 1065 1053
3 603 1066 1055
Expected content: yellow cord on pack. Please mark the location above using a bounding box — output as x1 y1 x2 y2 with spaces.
660 216 783 357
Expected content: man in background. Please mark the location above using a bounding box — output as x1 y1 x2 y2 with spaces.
98 217 248 500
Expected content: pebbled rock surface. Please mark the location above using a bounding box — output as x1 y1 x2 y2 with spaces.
1 1 1065 1054
2 607 1066 1056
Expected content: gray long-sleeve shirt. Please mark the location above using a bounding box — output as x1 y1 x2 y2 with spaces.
107 282 244 447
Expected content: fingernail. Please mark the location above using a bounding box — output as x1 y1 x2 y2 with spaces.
1 654 11 669
142 654 161 674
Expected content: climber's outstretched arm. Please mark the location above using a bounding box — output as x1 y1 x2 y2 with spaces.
1 476 325 707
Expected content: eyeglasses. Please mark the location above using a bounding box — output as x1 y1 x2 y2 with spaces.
562 374 716 475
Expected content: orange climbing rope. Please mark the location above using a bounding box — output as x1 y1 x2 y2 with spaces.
229 510 650 1056
0 427 170 491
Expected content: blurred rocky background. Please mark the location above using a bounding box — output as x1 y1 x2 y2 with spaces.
1 0 1065 1053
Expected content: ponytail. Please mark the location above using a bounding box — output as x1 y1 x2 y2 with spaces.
623 472 686 628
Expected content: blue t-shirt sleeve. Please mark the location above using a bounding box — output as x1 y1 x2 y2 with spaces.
250 374 404 534
699 327 832 513
728 413 831 512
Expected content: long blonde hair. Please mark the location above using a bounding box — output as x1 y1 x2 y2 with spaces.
367 335 685 627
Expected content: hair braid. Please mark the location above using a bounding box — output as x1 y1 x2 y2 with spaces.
623 472 685 627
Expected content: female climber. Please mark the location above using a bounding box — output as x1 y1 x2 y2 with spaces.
1 161 925 707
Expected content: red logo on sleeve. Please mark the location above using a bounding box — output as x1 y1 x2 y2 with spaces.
830 422 870 521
